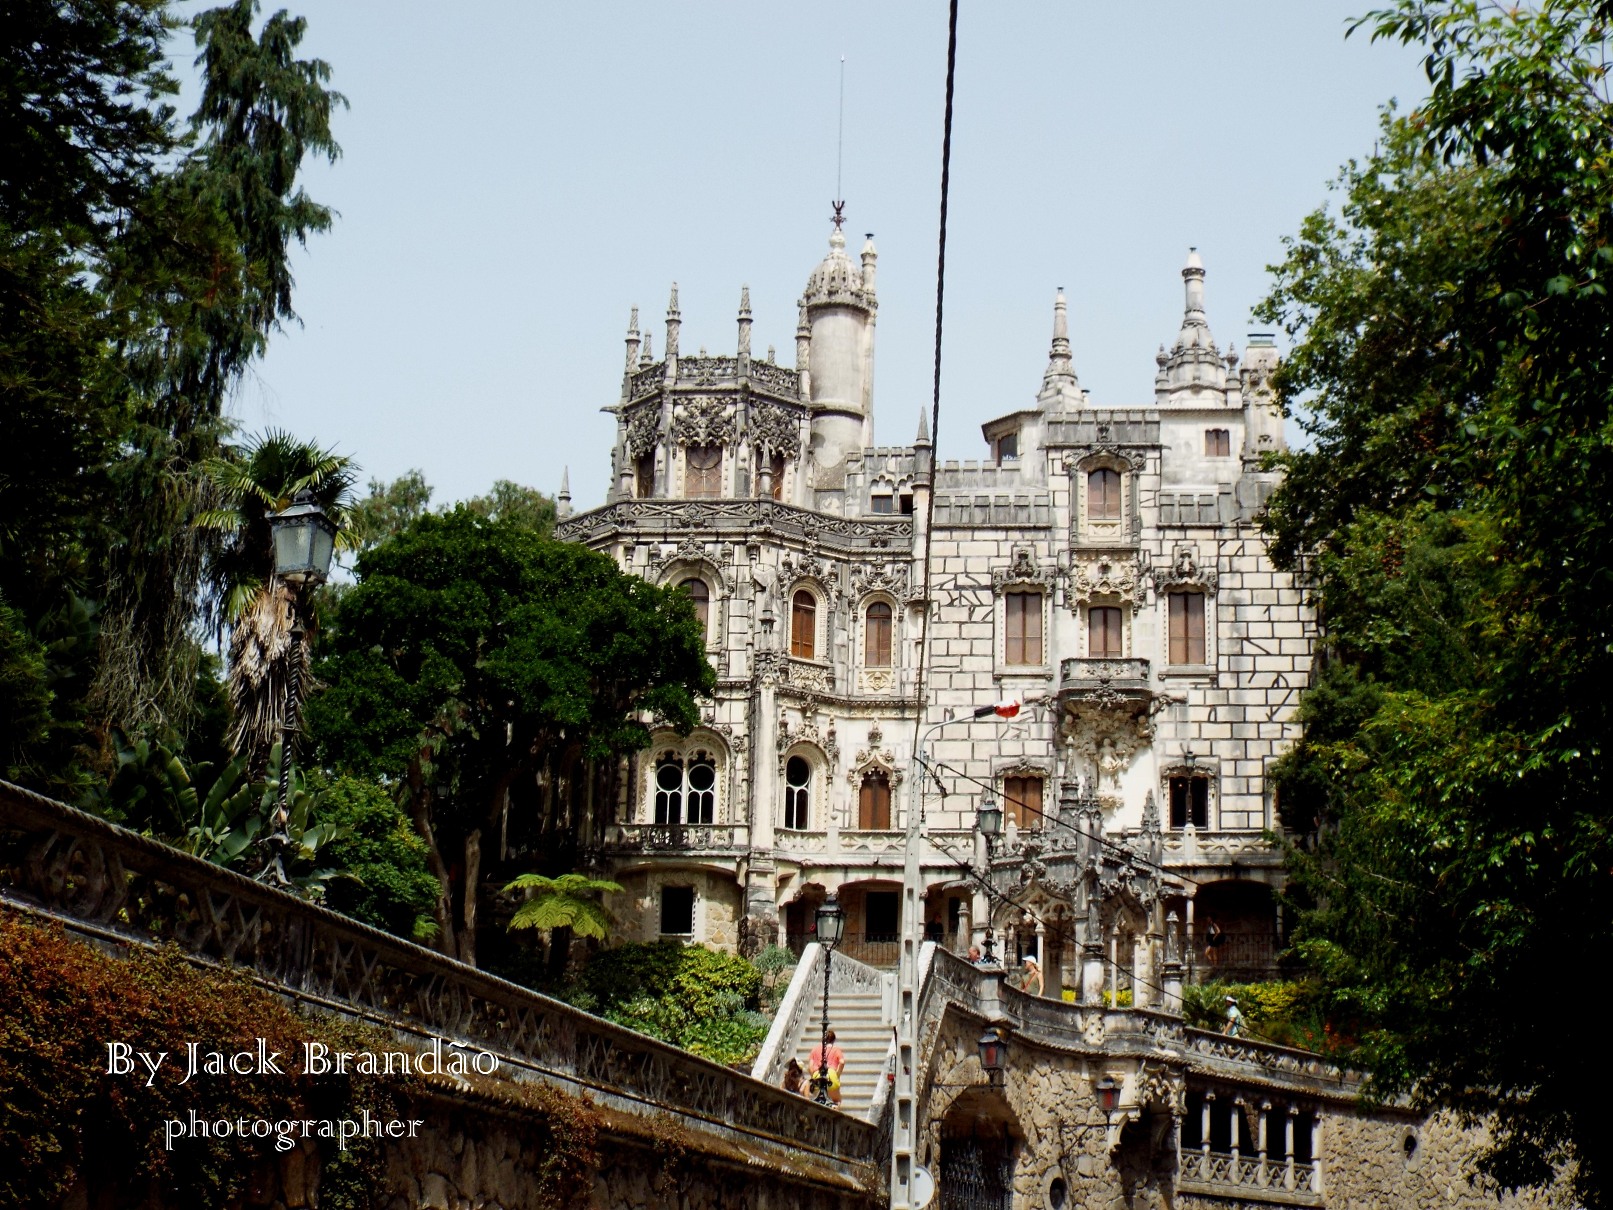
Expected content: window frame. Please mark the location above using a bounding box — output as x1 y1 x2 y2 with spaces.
1168 775 1211 829
790 589 819 660
660 885 696 937
1205 428 1232 458
680 577 710 635
1087 467 1122 519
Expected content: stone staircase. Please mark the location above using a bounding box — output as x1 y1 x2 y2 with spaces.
795 979 891 1114
752 944 895 1120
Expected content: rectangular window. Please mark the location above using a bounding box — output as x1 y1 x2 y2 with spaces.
660 886 695 936
1168 776 1209 828
1205 428 1231 457
859 771 892 829
770 454 785 500
1004 592 1043 665
995 432 1020 463
1004 775 1043 830
864 602 893 667
869 494 894 514
1168 592 1207 665
1088 606 1124 658
636 453 656 499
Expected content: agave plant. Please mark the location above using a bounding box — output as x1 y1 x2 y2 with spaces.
195 430 358 774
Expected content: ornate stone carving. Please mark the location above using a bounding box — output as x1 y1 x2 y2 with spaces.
847 726 902 788
1061 706 1154 792
783 658 833 693
851 561 909 602
624 403 660 457
991 545 1055 592
777 710 838 772
669 397 736 447
858 668 895 694
648 537 724 588
1068 554 1145 612
748 400 803 457
1156 544 1218 594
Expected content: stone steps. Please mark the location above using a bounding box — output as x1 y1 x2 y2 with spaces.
795 985 890 1113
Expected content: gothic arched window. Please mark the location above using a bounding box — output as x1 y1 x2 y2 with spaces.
864 601 893 667
685 752 716 823
686 445 722 498
791 590 817 659
654 755 684 824
784 755 811 830
859 769 892 830
1088 468 1122 519
653 750 717 824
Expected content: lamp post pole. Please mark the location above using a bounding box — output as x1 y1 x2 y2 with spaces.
814 896 844 1105
892 699 1022 1210
265 488 338 887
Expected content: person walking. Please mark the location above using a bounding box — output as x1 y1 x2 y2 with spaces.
1223 994 1245 1037
807 1029 846 1106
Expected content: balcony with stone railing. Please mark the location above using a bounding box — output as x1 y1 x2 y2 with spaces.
1178 1149 1320 1205
602 822 749 856
1059 657 1153 708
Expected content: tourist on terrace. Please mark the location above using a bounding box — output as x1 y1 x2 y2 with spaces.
1223 994 1244 1037
1019 955 1044 997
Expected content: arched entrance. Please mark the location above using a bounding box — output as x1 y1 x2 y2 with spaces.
938 1087 1019 1210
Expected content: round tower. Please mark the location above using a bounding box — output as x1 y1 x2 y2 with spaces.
800 226 877 475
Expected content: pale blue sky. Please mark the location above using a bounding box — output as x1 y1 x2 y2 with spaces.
220 2 1428 509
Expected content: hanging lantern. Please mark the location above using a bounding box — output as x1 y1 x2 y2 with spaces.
1096 1075 1120 1113
977 796 1003 839
815 896 845 948
977 1026 1008 1084
269 488 338 587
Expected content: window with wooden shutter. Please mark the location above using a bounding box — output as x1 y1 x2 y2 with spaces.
859 769 892 830
1205 428 1231 457
1004 776 1043 830
791 591 816 659
1087 468 1122 519
1168 591 1207 664
864 601 893 667
1005 592 1043 665
1088 606 1123 658
681 578 709 632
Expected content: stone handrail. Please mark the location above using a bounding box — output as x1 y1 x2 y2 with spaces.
603 822 748 852
1184 1027 1354 1091
1179 1149 1320 1204
753 941 825 1086
0 781 878 1165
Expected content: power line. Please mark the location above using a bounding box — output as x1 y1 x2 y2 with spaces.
909 0 959 767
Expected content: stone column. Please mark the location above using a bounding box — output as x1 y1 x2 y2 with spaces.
1284 1106 1296 1190
1131 933 1149 1009
1258 1100 1270 1186
1201 1092 1214 1163
1081 943 1105 1005
1231 1095 1244 1182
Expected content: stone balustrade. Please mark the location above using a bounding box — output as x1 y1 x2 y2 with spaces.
0 780 879 1169
603 821 749 853
1178 1148 1320 1204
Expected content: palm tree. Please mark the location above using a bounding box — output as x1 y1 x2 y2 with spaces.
504 872 624 977
196 430 357 774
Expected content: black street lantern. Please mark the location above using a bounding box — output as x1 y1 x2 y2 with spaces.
977 796 1003 840
1096 1075 1120 1114
977 1026 1008 1085
816 896 845 948
269 488 338 587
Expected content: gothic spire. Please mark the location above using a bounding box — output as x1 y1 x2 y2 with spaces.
1036 288 1084 410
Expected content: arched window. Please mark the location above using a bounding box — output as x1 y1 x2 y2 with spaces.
681 578 710 632
864 601 893 667
1088 467 1122 519
770 453 786 500
654 755 683 824
859 769 892 830
653 750 717 824
784 755 811 830
685 752 716 823
636 452 656 498
791 590 817 659
1088 605 1123 658
686 445 722 498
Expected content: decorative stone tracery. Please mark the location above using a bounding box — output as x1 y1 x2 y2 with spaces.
1068 553 1146 613
624 403 660 457
1156 544 1218 594
669 397 736 447
846 723 903 789
748 400 803 457
991 546 1056 592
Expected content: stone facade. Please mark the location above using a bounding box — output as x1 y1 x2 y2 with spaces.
558 226 1310 980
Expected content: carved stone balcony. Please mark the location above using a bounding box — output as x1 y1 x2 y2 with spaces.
1177 1150 1320 1205
603 822 749 855
1059 657 1152 708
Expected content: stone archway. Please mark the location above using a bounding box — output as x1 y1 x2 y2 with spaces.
938 1087 1021 1210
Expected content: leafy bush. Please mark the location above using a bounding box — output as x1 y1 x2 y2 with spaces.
314 774 440 941
1183 980 1333 1051
575 942 768 1067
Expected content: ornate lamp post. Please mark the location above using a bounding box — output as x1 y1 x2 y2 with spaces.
265 488 338 883
813 895 845 1104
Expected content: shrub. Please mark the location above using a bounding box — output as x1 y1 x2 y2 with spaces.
313 773 439 940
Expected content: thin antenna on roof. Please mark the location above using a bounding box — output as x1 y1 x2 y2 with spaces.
832 54 847 228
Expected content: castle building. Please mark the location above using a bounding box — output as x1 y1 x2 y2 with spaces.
556 224 1313 993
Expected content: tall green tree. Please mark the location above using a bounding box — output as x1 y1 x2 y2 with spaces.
90 0 345 741
196 430 356 773
307 510 713 965
1262 4 1612 1202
